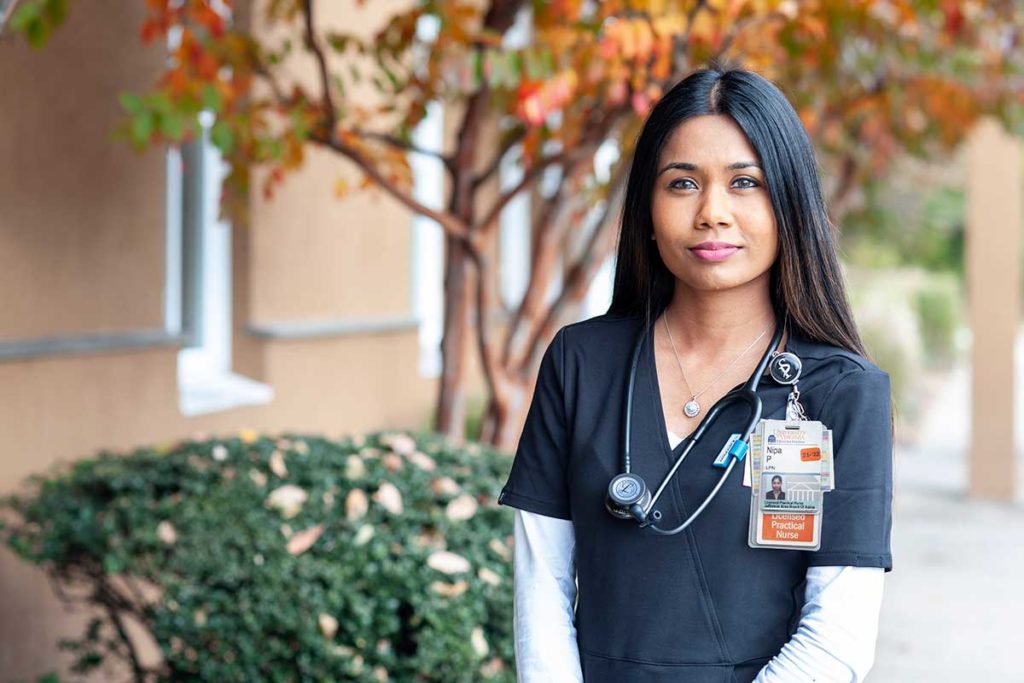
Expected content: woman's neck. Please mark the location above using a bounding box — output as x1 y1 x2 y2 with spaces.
661 279 776 353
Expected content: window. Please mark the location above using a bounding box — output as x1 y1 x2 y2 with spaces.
166 116 273 417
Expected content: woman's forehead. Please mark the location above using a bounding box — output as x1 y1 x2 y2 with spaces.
659 115 759 167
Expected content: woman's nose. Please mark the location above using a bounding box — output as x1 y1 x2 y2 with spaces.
695 184 733 229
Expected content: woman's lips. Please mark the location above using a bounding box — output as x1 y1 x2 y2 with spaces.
689 244 741 262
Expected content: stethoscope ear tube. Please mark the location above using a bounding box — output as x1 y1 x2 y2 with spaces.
606 317 788 535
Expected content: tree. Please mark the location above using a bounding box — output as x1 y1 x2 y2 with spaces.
12 0 1023 450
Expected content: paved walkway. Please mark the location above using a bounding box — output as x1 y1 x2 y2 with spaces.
871 362 1024 681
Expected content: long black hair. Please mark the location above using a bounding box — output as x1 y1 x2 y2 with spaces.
606 65 868 358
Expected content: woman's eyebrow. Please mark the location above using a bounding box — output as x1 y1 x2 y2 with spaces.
657 160 763 175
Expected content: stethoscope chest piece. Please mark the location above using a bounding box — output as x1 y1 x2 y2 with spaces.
606 473 652 522
769 352 802 385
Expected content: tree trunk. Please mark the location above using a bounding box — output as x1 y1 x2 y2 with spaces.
434 234 474 441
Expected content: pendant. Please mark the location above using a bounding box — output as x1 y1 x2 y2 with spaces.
683 399 700 418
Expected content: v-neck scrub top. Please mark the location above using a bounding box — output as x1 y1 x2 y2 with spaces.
498 312 894 683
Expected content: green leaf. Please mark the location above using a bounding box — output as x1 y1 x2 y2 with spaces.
210 122 235 154
42 0 67 26
24 17 49 48
201 84 223 113
159 113 186 141
102 554 122 574
9 1 41 33
130 114 154 146
118 92 144 115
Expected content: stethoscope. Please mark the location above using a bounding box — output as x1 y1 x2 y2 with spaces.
604 316 803 535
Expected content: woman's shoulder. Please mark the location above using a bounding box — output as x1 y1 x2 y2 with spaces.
558 312 644 353
561 311 644 332
788 326 891 403
790 326 886 375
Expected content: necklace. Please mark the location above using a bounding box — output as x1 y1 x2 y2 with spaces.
663 312 773 418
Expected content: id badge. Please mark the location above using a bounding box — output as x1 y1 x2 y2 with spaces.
748 418 831 551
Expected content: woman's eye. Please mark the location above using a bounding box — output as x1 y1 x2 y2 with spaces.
733 177 760 189
669 178 697 190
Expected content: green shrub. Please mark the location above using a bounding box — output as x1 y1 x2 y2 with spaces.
1 430 516 682
914 282 960 368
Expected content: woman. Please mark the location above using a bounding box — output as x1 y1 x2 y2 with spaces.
498 65 893 682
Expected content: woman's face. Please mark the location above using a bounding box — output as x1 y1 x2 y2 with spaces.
651 114 778 294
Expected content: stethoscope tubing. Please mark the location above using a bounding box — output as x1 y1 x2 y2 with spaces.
624 316 786 534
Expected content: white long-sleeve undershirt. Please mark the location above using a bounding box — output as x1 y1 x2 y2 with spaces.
512 429 885 683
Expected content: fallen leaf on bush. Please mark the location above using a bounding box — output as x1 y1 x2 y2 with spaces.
488 538 511 561
280 524 293 538
157 521 177 545
427 550 470 574
372 666 389 682
354 525 375 546
430 476 461 496
478 568 501 586
407 451 437 471
194 609 207 626
266 484 308 518
381 453 403 472
222 467 236 480
188 455 210 471
471 626 489 657
372 482 403 514
345 455 367 479
331 644 355 657
346 489 368 521
360 447 381 459
414 527 446 550
287 524 324 555
239 428 259 444
211 445 229 462
269 450 288 478
384 432 416 456
430 580 468 597
318 612 339 640
249 469 268 487
445 494 478 521
276 438 293 450
293 440 310 455
480 657 505 678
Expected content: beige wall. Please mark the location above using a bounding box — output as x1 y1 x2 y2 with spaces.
0 0 167 339
0 1 452 679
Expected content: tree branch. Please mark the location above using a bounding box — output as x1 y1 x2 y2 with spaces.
475 148 573 234
472 123 527 191
522 157 628 374
316 132 475 244
465 243 506 417
301 0 338 135
94 575 151 681
351 126 456 174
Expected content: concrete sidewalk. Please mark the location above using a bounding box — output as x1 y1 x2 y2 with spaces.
871 362 1024 681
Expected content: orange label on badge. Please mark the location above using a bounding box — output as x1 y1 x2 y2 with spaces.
800 447 821 462
761 513 815 543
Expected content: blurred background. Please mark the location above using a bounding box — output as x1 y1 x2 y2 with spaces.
1 0 1022 681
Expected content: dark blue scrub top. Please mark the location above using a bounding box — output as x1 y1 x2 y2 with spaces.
498 312 894 682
